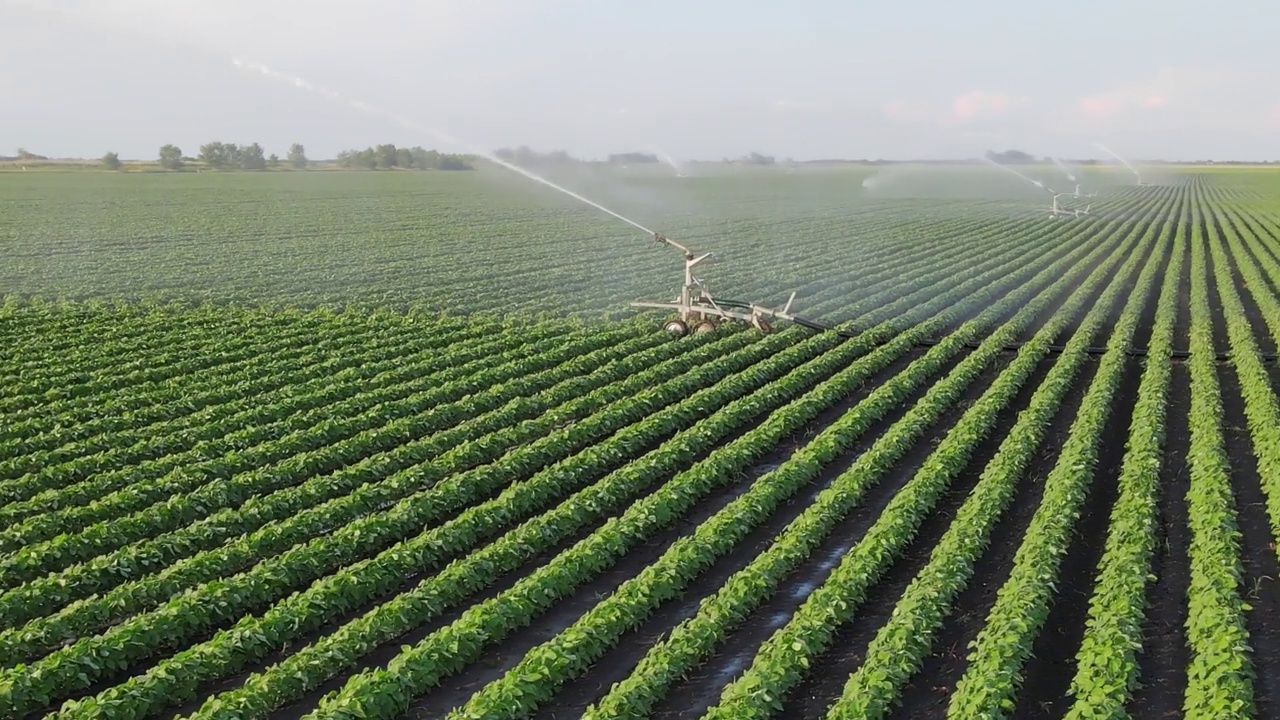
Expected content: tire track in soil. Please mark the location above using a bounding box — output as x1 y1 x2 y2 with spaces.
641 357 1013 720
1219 363 1280 719
882 358 1100 720
398 347 963 720
1125 241 1192 719
1009 218 1171 719
782 354 1055 719
266 344 940 720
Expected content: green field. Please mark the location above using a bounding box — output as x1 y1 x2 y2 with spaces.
3 165 1280 719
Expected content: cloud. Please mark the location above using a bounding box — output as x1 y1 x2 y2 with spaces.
950 91 1027 121
1078 90 1168 118
1078 92 1127 118
882 92 1029 126
1073 66 1255 123
882 98 932 123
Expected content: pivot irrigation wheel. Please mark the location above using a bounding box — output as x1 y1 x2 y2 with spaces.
692 320 718 334
754 318 773 334
664 319 689 337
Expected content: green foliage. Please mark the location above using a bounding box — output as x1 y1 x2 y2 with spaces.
288 143 307 169
100 152 121 170
335 143 471 170
2 169 1280 719
198 141 267 170
158 144 183 169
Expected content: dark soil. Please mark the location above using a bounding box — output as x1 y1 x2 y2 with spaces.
643 354 1012 720
1010 199 1171 718
1011 354 1143 719
1126 351 1193 713
399 344 952 719
1219 363 1280 719
1208 210 1278 356
204 337 876 720
782 353 1055 718
882 354 1100 719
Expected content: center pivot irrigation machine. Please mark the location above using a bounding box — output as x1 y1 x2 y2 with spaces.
629 232 805 337
629 231 874 339
626 229 1280 363
1046 192 1092 218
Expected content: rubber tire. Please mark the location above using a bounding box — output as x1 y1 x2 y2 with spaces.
693 320 717 334
664 319 688 337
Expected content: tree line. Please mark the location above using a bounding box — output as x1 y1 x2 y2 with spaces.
94 143 472 171
334 144 472 170
490 146 778 166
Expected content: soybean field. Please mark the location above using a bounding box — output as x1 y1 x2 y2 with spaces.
2 165 1280 719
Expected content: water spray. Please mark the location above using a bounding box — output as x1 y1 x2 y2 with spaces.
1094 142 1145 185
232 58 658 236
1049 156 1077 183
982 156 1053 194
982 157 1092 218
650 148 686 178
1051 156 1095 198
232 58 814 337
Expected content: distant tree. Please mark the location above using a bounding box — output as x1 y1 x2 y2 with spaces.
741 151 775 165
438 155 472 170
513 145 537 166
158 144 184 170
337 148 377 170
196 141 266 170
336 144 472 171
268 153 280 168
239 143 267 170
374 143 398 169
287 143 307 169
101 152 122 170
410 147 440 169
985 149 1035 164
199 141 231 169
608 152 659 164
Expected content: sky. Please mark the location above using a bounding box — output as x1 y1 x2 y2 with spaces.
2 0 1278 162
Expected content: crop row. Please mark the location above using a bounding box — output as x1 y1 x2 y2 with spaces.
299 187 1162 719
703 184 1176 719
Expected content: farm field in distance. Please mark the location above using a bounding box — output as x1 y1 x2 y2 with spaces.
3 164 1280 719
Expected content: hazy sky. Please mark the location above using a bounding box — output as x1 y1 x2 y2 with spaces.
3 0 1278 161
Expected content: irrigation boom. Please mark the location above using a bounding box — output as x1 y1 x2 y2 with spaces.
628 231 1271 363
630 232 801 336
